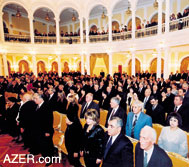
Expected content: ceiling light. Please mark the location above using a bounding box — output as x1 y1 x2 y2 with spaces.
16 6 21 18
101 7 106 19
72 11 76 22
45 11 50 21
153 0 158 9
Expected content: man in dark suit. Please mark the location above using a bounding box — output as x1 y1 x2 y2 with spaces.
80 93 99 118
146 96 165 125
102 117 133 167
126 100 152 140
105 97 127 133
138 82 145 101
135 126 172 167
0 92 6 133
32 93 54 166
47 87 57 112
182 83 189 107
143 88 152 110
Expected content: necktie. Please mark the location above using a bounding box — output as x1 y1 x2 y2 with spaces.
152 105 155 111
174 106 178 112
131 115 137 138
143 152 148 167
82 103 88 114
103 137 112 159
144 97 147 108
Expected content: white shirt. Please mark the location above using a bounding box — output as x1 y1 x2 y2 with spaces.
38 101 44 109
112 133 119 144
175 104 182 112
144 145 154 163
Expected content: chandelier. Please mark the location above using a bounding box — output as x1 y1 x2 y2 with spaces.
16 6 21 18
45 12 50 21
126 2 131 15
72 11 76 22
153 0 158 9
101 7 106 19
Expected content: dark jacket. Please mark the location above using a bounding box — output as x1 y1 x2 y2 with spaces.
102 133 133 167
82 124 105 159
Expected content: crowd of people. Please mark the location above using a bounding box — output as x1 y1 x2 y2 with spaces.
0 70 188 166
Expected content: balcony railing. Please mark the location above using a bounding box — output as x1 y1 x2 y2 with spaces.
112 31 132 41
89 34 108 43
34 36 56 44
60 36 80 44
4 34 30 43
3 16 189 44
170 16 189 32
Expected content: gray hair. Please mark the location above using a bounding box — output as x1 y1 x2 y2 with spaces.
142 126 157 142
110 117 123 127
132 100 144 110
111 97 120 105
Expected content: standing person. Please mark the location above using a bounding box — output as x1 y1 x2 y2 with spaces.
80 109 105 167
102 117 133 167
33 93 54 166
135 126 172 167
158 112 188 157
65 109 83 167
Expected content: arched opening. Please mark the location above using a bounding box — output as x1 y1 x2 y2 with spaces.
51 62 58 72
127 17 142 31
37 61 45 73
19 60 29 73
59 8 79 37
90 25 98 35
63 62 69 73
89 5 107 33
150 58 164 73
2 3 29 35
128 59 141 76
33 7 55 36
112 21 120 33
150 13 165 24
180 57 189 73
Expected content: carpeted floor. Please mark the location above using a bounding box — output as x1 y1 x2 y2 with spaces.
0 134 71 167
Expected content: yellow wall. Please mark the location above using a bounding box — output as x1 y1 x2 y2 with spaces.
89 18 98 29
49 25 56 33
12 16 29 32
3 12 9 26
34 21 47 33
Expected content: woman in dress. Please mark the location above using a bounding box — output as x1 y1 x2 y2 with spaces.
158 112 188 157
80 109 105 167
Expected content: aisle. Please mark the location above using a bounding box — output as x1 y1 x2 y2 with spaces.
0 134 70 167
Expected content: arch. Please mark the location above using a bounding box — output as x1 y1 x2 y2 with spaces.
18 60 29 73
90 24 98 32
58 5 80 19
149 12 166 24
63 61 69 73
37 61 45 73
110 0 126 14
1 1 29 14
180 56 189 73
150 58 164 73
51 61 58 72
127 17 142 31
128 58 141 76
87 2 108 18
112 20 120 31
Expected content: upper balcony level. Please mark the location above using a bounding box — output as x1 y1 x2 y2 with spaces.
0 0 189 54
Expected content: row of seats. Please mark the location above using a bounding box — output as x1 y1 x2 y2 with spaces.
52 108 189 167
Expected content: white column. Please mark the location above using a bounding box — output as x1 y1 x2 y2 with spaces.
80 17 83 44
144 7 147 23
55 17 60 44
157 48 162 79
8 12 13 34
2 53 8 77
121 12 125 27
165 0 170 33
131 6 136 39
28 13 34 43
158 0 163 35
108 14 112 42
72 23 75 33
86 54 90 75
108 52 113 76
0 12 5 42
177 0 180 13
174 51 179 73
131 51 135 76
32 54 37 76
86 17 89 43
57 54 61 77
163 47 170 79
81 54 84 75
